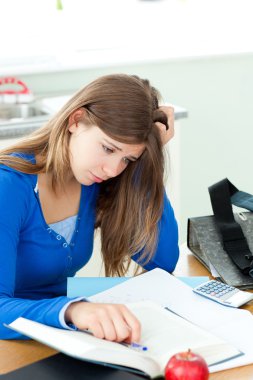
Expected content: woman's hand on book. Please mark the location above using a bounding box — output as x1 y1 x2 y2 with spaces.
65 302 141 343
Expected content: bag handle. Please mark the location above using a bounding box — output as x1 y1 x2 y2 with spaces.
208 178 253 277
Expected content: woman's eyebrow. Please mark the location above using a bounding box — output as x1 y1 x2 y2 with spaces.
103 139 139 160
103 138 122 151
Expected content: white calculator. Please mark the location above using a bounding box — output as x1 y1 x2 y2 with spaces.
193 280 253 308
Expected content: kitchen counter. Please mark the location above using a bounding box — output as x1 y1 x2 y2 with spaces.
0 116 49 139
0 96 187 139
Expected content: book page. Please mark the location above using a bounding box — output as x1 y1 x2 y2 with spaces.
7 317 160 378
127 301 241 370
7 301 241 377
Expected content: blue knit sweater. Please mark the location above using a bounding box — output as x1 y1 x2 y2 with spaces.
0 157 179 339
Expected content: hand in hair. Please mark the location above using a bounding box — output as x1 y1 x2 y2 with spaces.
155 105 175 145
65 301 141 343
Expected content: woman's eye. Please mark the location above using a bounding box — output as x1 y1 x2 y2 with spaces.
123 157 131 165
102 145 114 153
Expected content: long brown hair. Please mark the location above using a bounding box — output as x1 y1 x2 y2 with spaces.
0 74 168 276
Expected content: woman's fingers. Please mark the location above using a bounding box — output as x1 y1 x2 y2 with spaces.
65 302 141 343
89 312 117 341
107 304 141 343
118 305 141 343
156 105 175 145
89 304 141 343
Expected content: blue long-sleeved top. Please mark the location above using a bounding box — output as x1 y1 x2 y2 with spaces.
0 157 179 339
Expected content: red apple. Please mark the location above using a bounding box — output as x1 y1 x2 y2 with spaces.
165 349 209 380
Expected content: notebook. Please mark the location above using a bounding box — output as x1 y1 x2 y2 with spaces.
1 353 143 380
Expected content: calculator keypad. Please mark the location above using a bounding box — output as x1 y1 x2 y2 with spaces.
195 280 239 301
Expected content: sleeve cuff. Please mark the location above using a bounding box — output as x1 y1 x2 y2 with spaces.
59 297 88 330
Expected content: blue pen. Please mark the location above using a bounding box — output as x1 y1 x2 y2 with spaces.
83 329 148 351
121 342 148 351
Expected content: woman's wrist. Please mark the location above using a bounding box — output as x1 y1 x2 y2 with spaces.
65 301 82 323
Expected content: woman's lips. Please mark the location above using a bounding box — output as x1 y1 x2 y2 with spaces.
90 172 104 183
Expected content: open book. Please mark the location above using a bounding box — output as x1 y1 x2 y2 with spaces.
7 301 242 378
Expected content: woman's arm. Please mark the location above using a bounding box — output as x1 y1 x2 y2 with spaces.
132 193 179 273
0 170 84 339
0 169 140 342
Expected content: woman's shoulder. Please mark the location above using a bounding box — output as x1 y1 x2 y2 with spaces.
0 156 37 192
0 172 33 222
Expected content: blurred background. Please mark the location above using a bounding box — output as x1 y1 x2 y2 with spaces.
1 0 253 274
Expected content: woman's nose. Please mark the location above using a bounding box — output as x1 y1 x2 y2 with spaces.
102 158 124 178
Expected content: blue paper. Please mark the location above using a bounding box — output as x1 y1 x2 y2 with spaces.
67 277 129 297
178 276 209 288
67 275 209 298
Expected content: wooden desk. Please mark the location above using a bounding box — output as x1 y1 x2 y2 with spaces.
1 250 253 379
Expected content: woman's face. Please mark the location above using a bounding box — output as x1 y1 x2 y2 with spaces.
68 121 145 186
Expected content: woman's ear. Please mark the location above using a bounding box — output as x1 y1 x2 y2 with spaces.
68 108 86 133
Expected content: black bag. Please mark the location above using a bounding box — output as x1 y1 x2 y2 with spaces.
187 179 253 289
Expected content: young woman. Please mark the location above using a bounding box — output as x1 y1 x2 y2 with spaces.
0 74 179 342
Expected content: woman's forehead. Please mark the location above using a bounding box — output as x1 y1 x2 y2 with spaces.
106 136 145 158
98 127 146 157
